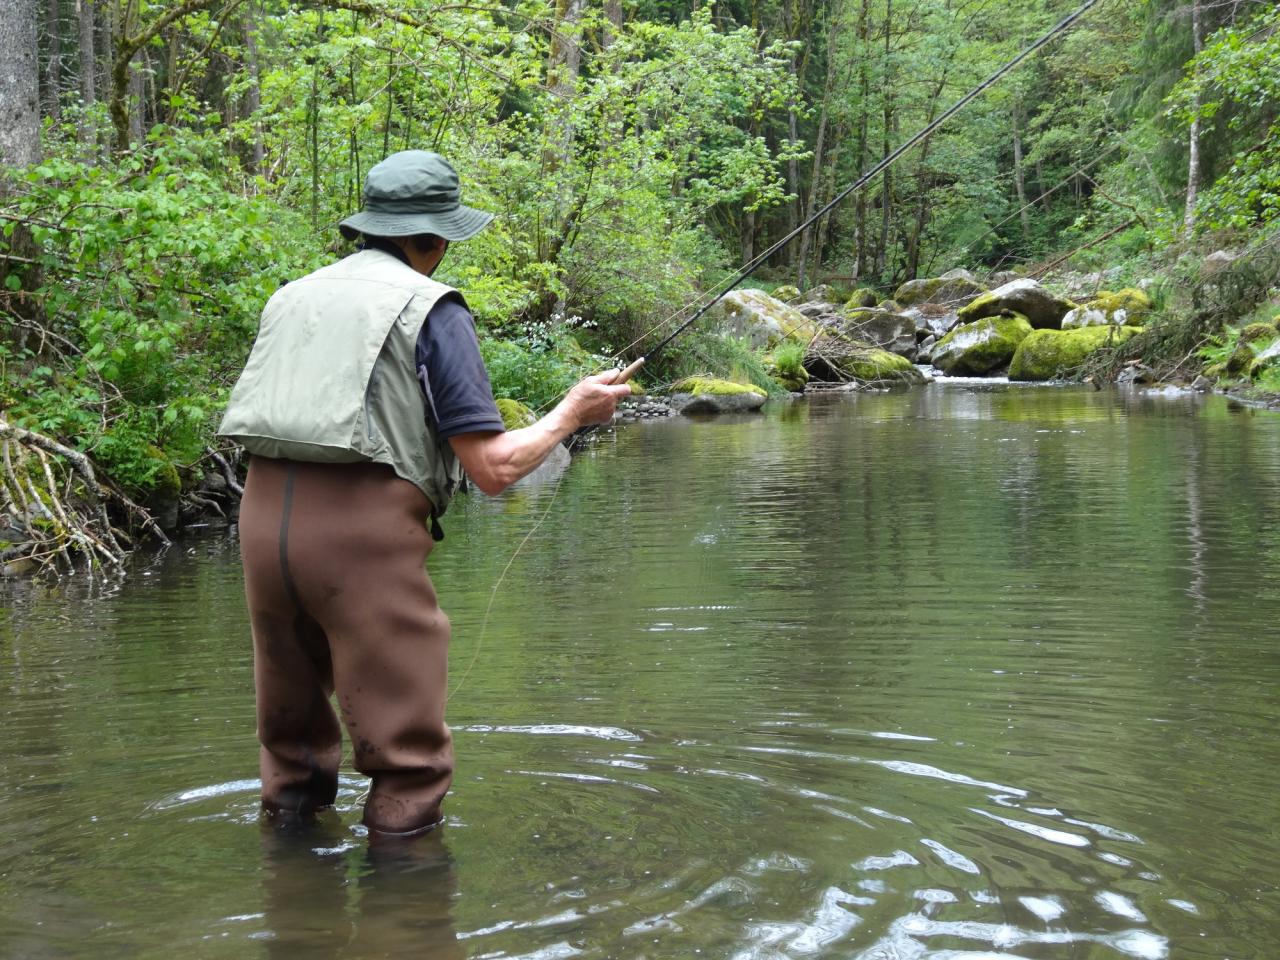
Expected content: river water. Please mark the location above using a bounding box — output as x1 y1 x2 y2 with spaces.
2 384 1279 959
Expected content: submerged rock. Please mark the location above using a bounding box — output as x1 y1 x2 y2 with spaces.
804 336 927 386
894 268 987 307
958 278 1076 330
932 313 1033 375
1009 326 1141 381
1061 288 1152 329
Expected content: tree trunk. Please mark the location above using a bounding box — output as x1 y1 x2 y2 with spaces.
75 0 95 147
875 0 892 279
602 0 621 48
0 0 43 343
853 0 869 280
797 0 841 290
1012 98 1031 240
43 0 62 123
240 3 263 174
0 0 42 169
1183 0 1204 233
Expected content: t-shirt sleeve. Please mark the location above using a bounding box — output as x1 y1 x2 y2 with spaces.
416 295 506 439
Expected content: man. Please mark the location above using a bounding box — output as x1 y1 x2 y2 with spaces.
219 150 630 840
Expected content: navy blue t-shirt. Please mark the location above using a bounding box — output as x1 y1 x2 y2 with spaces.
415 295 506 439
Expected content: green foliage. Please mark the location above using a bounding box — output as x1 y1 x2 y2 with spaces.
479 326 610 413
1167 5 1280 231
3 127 319 495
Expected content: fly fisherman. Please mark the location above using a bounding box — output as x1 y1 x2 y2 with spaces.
219 150 631 841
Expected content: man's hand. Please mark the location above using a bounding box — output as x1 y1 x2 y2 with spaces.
449 369 632 497
562 370 634 428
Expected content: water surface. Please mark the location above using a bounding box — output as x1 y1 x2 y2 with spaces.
3 385 1279 958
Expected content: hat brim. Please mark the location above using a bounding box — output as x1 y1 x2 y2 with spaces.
338 204 493 242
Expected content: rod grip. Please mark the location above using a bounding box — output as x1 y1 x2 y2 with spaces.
613 357 646 384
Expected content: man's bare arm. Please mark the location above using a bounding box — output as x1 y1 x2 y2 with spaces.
448 371 631 496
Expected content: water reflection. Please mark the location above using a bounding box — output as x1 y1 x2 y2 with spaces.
2 386 1279 958
259 818 462 959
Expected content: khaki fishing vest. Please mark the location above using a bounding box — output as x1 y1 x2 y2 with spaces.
218 249 464 517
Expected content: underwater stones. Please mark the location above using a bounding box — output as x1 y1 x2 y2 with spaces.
665 378 768 415
932 313 1033 375
958 278 1076 330
838 307 917 359
717 289 819 347
495 397 537 430
1061 288 1153 329
1009 326 1141 381
894 268 987 307
804 336 927 386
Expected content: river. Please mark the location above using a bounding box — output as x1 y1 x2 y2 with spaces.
2 384 1278 958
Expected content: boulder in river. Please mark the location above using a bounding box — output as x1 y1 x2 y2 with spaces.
903 303 960 340
496 397 537 429
932 313 1033 376
1009 326 1141 381
804 335 927 386
958 278 1075 329
665 377 768 415
717 289 820 348
1061 288 1153 329
838 306 917 359
893 268 987 307
848 287 880 308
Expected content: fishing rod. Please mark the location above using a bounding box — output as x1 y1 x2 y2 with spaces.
607 0 1107 384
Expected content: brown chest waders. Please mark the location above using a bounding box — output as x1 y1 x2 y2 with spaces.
239 457 453 835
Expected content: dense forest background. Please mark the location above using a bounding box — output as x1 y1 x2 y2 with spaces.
0 0 1278 569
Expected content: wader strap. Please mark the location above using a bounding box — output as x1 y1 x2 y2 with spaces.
430 513 445 542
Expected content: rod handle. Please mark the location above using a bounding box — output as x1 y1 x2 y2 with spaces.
613 356 646 384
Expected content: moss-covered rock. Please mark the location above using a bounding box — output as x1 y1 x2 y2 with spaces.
804 335 926 385
496 397 537 430
766 349 810 392
958 278 1076 329
932 313 1033 375
837 306 916 358
665 378 768 414
894 269 987 307
670 377 767 397
1240 322 1276 344
848 287 879 308
1061 287 1153 329
718 289 821 347
1009 326 1142 381
771 284 802 303
144 445 181 498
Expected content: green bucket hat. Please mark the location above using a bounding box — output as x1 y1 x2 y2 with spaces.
338 150 493 242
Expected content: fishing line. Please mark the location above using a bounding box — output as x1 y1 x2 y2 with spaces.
611 0 1108 374
450 0 1107 699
